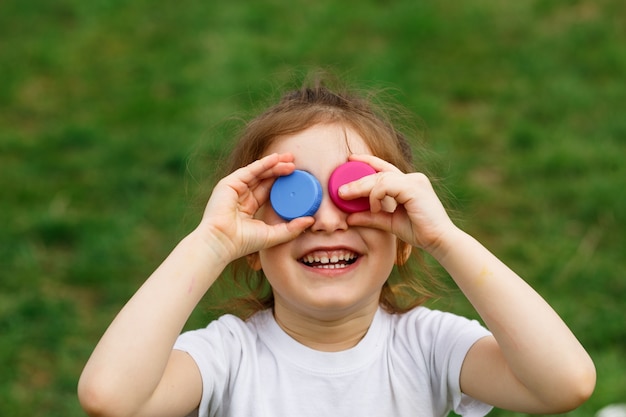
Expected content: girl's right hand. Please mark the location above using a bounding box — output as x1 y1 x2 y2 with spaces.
196 152 314 263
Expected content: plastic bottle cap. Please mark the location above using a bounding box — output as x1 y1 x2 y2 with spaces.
328 161 377 213
270 170 322 220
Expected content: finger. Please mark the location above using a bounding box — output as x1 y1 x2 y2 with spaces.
237 153 295 184
368 172 401 207
340 156 403 212
370 196 399 215
347 208 414 244
228 153 296 196
347 154 403 173
352 171 432 210
346 210 394 232
338 171 400 211
263 216 315 247
381 196 398 213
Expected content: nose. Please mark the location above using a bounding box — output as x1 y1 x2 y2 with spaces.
309 192 349 233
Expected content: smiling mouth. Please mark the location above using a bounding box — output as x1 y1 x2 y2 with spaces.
299 250 359 270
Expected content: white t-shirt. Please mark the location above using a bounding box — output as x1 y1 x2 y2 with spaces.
174 306 493 417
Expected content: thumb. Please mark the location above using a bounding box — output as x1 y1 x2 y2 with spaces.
346 211 394 233
265 216 315 247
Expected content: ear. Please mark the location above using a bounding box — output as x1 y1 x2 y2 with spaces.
246 252 262 271
395 241 412 266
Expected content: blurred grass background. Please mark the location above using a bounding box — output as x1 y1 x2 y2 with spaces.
1 0 624 416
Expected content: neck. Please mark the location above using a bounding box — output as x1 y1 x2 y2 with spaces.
272 302 379 352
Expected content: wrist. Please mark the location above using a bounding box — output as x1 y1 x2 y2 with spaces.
424 224 466 263
184 224 237 271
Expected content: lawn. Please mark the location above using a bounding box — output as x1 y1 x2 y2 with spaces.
1 0 624 416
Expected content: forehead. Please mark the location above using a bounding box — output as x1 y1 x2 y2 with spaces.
265 123 371 168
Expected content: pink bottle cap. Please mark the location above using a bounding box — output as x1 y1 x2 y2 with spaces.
328 161 377 213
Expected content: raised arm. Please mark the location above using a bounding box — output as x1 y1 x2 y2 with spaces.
433 228 595 413
341 154 596 414
78 153 313 417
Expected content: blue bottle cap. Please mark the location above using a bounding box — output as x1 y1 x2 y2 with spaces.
270 170 322 220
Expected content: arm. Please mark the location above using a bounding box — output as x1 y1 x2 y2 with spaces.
78 153 313 417
341 154 596 413
435 228 596 413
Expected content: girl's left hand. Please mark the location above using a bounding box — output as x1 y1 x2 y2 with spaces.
338 154 457 254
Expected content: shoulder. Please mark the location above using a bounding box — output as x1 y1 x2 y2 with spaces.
174 310 272 357
384 307 494 416
170 312 274 414
384 306 491 358
389 306 487 333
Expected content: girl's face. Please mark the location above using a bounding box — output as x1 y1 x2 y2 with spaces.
257 123 397 320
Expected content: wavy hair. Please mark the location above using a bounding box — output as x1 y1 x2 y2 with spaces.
208 75 445 319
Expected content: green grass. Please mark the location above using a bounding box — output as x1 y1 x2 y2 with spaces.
1 0 624 415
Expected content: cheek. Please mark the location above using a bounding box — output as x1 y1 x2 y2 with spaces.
258 243 291 274
369 231 398 263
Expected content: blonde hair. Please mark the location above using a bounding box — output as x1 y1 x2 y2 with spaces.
209 76 444 319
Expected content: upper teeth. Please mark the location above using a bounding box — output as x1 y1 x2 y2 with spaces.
301 250 357 265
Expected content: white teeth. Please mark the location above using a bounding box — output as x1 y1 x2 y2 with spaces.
300 250 357 268
318 263 348 269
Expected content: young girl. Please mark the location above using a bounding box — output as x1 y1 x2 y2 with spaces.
78 79 596 417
